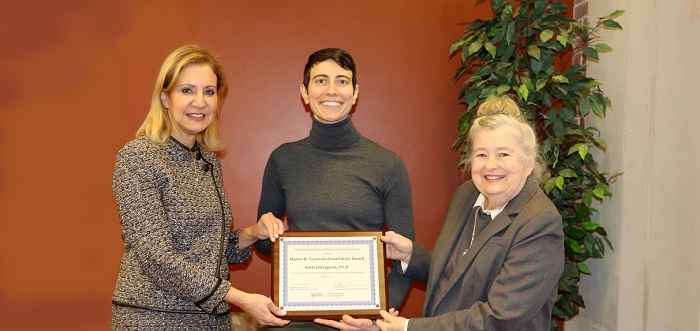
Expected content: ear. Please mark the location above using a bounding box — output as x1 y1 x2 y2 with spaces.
526 153 536 175
300 83 310 104
352 84 359 105
160 91 170 109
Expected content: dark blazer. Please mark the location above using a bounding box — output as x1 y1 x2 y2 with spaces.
404 178 564 330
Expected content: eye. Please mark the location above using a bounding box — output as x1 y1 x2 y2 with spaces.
181 87 193 94
314 78 327 85
336 79 349 86
205 89 217 96
499 152 510 157
474 153 487 158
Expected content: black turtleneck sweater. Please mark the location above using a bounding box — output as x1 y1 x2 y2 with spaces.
255 116 415 310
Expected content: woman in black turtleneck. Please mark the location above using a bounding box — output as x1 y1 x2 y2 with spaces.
254 48 416 331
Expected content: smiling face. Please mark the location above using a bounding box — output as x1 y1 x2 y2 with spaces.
471 125 535 210
300 59 359 124
160 64 219 147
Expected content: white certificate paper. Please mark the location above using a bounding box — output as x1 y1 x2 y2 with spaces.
272 231 387 320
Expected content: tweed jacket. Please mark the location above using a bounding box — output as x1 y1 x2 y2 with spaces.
111 137 251 315
404 178 564 330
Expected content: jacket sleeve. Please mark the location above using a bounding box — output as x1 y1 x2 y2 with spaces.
383 156 416 309
407 209 564 330
113 146 231 314
254 152 286 257
402 242 431 284
227 228 253 264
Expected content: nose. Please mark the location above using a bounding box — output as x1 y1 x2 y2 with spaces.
485 155 498 169
193 91 205 107
326 82 337 95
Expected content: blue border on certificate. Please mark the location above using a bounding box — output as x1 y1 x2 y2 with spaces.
281 238 378 308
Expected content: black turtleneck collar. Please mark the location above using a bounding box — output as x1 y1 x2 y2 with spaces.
308 116 362 150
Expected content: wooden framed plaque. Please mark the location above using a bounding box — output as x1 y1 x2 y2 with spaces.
272 230 388 320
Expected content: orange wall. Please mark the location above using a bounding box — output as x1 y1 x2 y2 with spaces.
0 1 498 329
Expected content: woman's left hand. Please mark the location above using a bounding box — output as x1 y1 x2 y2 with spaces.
375 310 407 331
253 212 287 242
314 309 398 331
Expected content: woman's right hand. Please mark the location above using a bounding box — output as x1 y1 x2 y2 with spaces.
253 212 287 242
226 288 289 327
380 231 413 264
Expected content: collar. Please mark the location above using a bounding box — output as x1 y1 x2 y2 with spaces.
169 136 198 152
473 194 508 220
308 116 362 149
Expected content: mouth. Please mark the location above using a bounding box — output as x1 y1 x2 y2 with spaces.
187 113 205 119
320 101 343 107
484 175 505 180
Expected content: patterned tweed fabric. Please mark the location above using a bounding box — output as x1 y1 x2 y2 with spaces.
111 136 251 330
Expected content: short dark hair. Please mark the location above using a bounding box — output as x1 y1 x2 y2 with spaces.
302 48 357 91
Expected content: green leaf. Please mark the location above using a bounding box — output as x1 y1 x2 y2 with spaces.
544 177 557 195
506 21 515 44
518 84 529 101
558 168 578 178
449 40 465 54
583 191 593 207
540 29 554 42
577 262 592 274
603 20 623 29
567 240 583 254
556 34 567 47
555 175 564 190
596 183 613 196
579 98 591 116
502 2 513 15
547 1 569 14
593 188 605 199
527 45 541 60
485 42 497 58
583 47 600 61
497 85 511 94
552 75 569 83
592 136 607 150
606 10 625 18
535 79 547 91
521 76 534 91
468 42 483 56
595 43 614 52
565 227 587 240
491 0 506 12
582 222 600 231
568 143 589 159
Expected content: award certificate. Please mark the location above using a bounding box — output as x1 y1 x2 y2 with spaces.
272 231 387 320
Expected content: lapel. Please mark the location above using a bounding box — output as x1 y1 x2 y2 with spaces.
425 179 539 314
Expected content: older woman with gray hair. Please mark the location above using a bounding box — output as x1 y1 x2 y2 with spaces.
377 96 564 330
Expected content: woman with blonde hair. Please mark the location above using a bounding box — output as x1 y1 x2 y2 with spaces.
111 45 289 330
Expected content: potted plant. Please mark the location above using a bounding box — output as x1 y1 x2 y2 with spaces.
449 0 623 329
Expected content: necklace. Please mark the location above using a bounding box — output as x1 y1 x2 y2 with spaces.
463 205 480 256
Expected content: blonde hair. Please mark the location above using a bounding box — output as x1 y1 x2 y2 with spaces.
136 45 228 151
464 96 546 183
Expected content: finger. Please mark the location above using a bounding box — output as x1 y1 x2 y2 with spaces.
379 310 393 321
267 302 286 316
375 319 386 330
264 213 279 242
264 316 290 327
314 318 346 329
